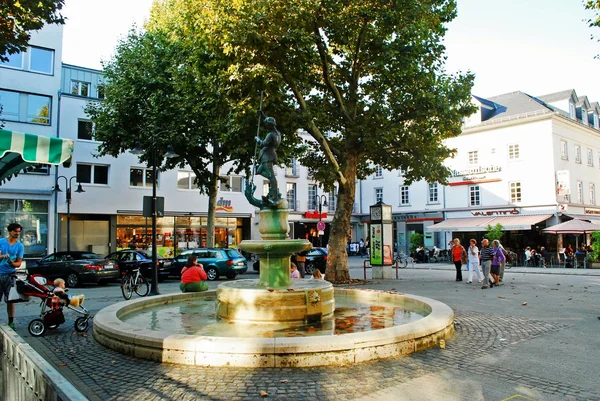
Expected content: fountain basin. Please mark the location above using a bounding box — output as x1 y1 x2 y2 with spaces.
93 289 454 367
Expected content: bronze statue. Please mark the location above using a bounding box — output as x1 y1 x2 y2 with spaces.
245 115 283 209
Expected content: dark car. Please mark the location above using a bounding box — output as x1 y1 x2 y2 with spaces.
26 251 120 287
105 250 172 281
292 247 328 274
170 248 247 281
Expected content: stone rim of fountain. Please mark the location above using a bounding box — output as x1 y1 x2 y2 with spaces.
93 288 454 367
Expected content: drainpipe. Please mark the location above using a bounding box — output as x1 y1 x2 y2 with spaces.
53 90 62 253
442 182 447 249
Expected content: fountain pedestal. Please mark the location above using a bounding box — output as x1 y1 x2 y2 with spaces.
217 202 334 323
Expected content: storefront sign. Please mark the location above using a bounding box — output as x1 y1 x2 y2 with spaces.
471 208 520 216
449 165 502 177
215 197 233 212
392 212 443 222
585 208 600 215
304 211 328 219
448 178 501 186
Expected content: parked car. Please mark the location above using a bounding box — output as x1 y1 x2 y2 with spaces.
105 250 172 281
253 247 328 275
292 248 328 274
26 251 120 287
170 248 247 281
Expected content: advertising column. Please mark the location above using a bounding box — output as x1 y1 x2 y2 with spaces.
370 201 393 279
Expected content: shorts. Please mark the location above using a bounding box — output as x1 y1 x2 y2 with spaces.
0 274 15 303
491 264 500 275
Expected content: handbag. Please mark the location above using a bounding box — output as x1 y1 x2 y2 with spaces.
8 282 29 303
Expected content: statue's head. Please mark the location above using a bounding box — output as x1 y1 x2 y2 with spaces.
264 116 276 127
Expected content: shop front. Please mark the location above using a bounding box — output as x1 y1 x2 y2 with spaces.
116 214 251 257
292 211 331 248
393 212 444 255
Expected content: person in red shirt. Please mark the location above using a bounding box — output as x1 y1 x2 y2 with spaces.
180 255 208 293
451 238 467 282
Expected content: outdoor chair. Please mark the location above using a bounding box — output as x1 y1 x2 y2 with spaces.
575 253 587 269
554 253 567 268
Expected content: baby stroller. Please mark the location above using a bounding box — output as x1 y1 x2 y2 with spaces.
16 273 92 337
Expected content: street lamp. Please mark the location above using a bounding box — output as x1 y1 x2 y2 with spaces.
53 176 85 252
314 194 328 247
130 141 178 296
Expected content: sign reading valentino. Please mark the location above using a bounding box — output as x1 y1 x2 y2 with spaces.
471 208 520 216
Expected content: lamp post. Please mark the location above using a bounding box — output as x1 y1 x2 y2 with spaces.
314 194 328 248
53 176 85 252
130 141 178 296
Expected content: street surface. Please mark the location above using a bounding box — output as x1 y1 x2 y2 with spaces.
7 257 600 401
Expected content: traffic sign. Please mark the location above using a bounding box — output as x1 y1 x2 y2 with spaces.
317 221 326 231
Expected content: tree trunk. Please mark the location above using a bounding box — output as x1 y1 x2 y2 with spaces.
206 163 220 248
325 155 357 282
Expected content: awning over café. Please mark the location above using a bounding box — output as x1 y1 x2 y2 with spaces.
427 214 553 232
0 129 74 185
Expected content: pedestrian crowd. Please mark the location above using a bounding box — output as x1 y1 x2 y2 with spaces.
449 237 507 289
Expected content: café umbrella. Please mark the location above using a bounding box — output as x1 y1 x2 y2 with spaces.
543 219 600 249
0 129 74 185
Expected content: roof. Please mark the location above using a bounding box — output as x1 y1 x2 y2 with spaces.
477 91 553 123
537 89 577 103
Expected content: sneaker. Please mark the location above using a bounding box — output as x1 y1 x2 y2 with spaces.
466 281 472 284
8 322 16 330
481 285 489 289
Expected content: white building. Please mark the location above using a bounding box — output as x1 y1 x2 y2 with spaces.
358 89 600 256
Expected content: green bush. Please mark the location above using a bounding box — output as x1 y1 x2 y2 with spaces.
590 231 600 262
484 223 504 242
409 232 424 253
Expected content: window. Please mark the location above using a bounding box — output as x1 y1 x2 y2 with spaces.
97 83 105 99
590 183 596 205
588 149 594 167
400 186 409 205
375 188 383 203
1 52 23 69
569 102 576 118
286 158 298 176
374 165 383 178
308 184 318 209
130 167 157 188
77 163 109 185
582 109 589 125
29 47 54 74
286 183 297 210
428 183 438 203
575 145 581 163
328 188 337 212
508 144 519 160
219 176 242 192
71 80 90 97
77 120 93 140
468 151 478 165
509 182 521 203
577 181 584 204
560 140 568 160
23 165 49 175
177 171 199 190
0 90 51 125
594 114 600 129
469 185 480 206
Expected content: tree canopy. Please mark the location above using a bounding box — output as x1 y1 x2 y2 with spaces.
0 0 65 62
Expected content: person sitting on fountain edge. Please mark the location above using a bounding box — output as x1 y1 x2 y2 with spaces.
290 263 300 279
180 255 208 293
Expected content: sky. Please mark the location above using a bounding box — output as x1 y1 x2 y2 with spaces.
61 0 600 101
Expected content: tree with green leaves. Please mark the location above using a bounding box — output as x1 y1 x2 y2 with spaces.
484 224 504 243
85 27 260 248
409 233 424 254
155 0 475 281
0 0 65 62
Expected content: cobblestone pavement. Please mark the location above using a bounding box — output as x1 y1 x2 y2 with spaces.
11 269 600 401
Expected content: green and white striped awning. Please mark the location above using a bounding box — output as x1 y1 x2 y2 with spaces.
0 129 74 185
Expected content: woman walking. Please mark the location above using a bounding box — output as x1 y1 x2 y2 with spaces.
451 238 468 282
466 239 484 284
491 240 505 286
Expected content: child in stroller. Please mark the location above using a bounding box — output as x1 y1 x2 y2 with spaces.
17 273 91 337
52 278 85 308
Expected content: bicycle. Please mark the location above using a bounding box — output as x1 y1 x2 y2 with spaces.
121 267 149 300
394 253 414 268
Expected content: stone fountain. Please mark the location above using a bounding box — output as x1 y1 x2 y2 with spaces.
92 115 455 367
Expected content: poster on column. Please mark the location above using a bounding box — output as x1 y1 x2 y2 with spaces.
370 224 382 265
383 223 393 265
